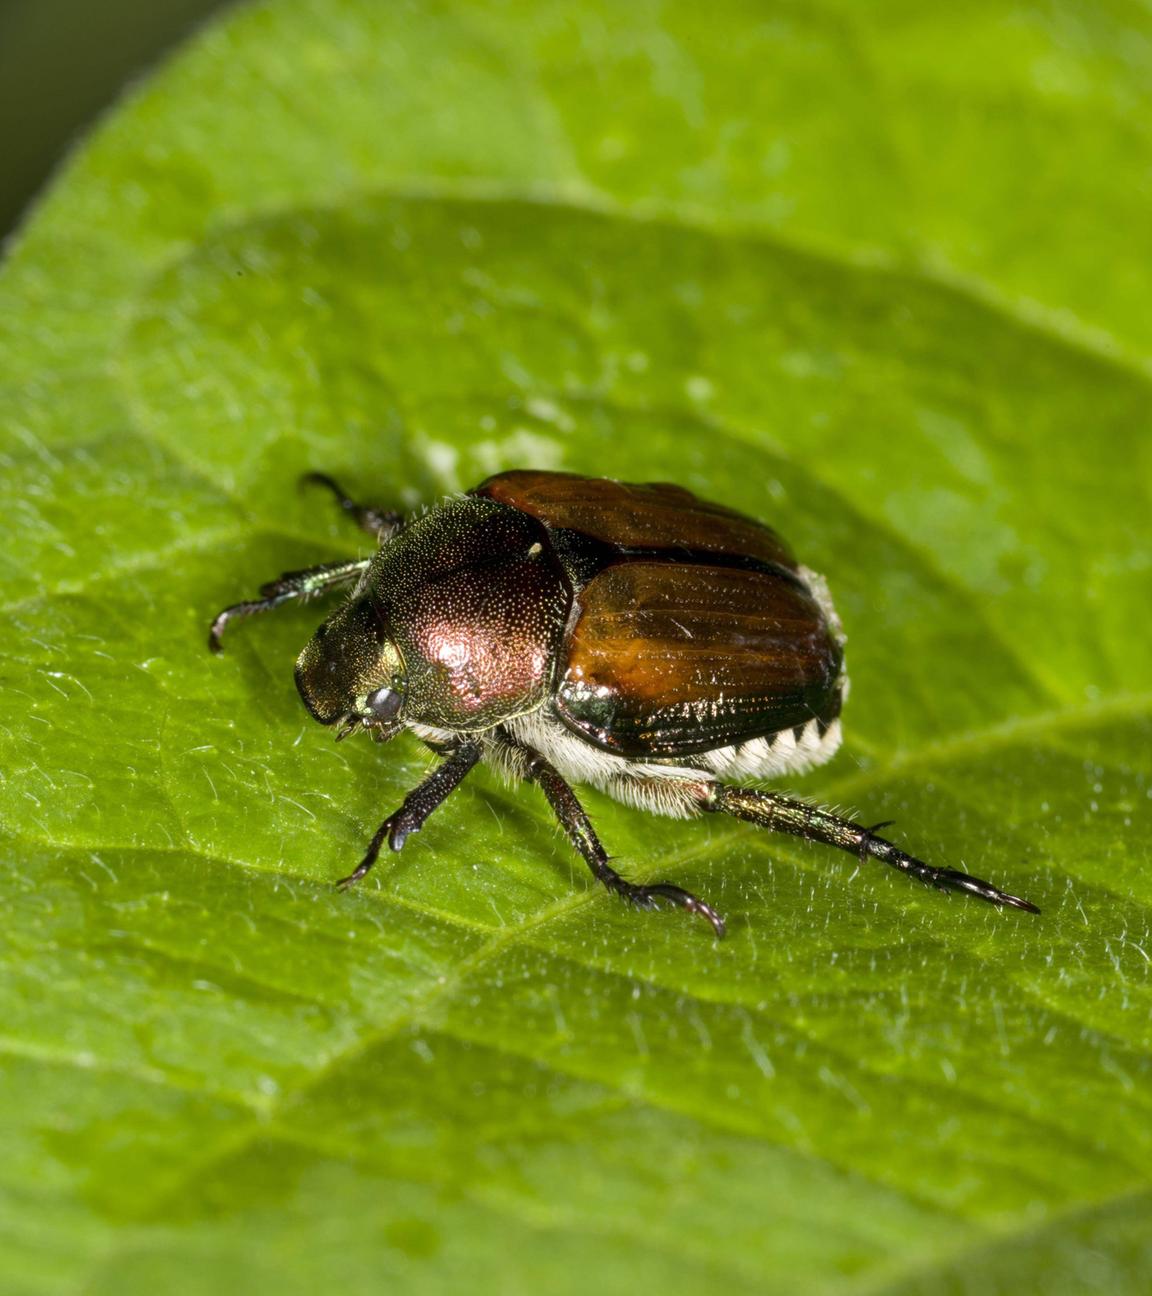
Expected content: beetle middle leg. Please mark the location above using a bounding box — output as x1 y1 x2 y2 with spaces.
302 472 404 540
701 784 1039 912
513 745 726 938
336 740 483 889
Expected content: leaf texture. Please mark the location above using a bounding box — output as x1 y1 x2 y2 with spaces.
0 2 1150 1292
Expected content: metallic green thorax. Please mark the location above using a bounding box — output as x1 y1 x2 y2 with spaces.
294 497 571 732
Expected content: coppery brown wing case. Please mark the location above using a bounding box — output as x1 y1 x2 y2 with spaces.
473 469 798 571
554 561 844 758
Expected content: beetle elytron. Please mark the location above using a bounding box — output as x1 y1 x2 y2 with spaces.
209 470 1038 935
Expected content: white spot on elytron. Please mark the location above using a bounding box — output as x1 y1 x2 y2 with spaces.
686 375 714 402
527 542 543 557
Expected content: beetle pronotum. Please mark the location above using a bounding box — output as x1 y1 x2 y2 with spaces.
209 470 1038 935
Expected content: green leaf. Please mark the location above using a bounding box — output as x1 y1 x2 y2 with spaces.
2 1 1151 1291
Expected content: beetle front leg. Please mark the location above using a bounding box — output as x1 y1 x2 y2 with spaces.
302 472 404 540
208 558 370 652
337 740 483 889
520 748 726 938
704 784 1039 913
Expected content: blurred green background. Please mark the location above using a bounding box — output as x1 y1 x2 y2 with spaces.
0 0 226 236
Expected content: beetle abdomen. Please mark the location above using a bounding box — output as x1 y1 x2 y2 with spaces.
694 715 844 780
499 707 843 822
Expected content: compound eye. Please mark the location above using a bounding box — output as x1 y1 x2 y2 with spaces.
364 686 403 723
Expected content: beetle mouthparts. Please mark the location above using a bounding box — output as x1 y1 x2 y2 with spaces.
335 716 362 742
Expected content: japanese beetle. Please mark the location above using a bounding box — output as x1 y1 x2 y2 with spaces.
209 470 1038 935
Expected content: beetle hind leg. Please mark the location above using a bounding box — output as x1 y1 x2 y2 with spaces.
618 879 727 936
705 784 1039 914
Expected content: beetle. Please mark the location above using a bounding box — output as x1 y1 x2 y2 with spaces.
209 470 1038 935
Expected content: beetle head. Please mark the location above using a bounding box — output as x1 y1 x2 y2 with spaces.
294 596 406 736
